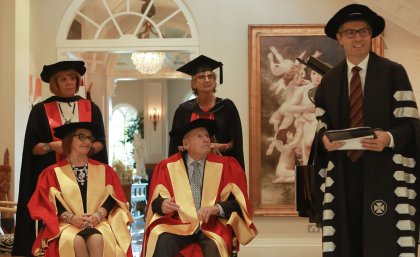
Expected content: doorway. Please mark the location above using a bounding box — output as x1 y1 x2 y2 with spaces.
56 0 199 255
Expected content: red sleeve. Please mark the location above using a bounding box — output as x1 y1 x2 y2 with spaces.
222 157 253 214
147 157 177 204
27 166 61 239
104 164 127 203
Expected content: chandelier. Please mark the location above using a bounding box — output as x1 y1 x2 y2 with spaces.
131 52 166 74
131 0 166 75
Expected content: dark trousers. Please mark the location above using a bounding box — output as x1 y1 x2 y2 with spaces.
153 231 221 257
344 156 364 257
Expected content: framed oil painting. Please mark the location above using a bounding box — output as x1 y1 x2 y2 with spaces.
248 24 383 216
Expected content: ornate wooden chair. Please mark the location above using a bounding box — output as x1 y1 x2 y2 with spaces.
0 148 16 256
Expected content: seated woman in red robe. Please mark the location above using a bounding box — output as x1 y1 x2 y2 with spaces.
28 122 133 257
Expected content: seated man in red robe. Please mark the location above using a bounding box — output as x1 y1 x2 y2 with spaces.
142 118 257 257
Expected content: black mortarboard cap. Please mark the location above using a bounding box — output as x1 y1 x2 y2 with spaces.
177 55 223 84
54 122 100 139
169 118 217 147
324 4 385 40
296 56 332 77
40 60 86 83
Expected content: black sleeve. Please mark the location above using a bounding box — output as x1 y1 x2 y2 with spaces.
168 106 185 156
151 195 166 216
90 101 108 164
218 194 241 219
227 101 245 170
56 199 66 216
102 196 116 214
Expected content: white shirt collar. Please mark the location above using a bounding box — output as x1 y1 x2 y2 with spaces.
187 154 206 167
346 54 369 72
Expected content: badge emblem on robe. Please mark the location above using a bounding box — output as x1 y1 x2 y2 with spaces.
371 200 387 216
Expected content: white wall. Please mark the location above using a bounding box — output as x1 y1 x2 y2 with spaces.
0 0 15 197
113 80 145 113
3 0 420 256
167 79 192 130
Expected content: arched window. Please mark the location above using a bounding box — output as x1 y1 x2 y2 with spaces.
57 0 198 48
110 104 138 167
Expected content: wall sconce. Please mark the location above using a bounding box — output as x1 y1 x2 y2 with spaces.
149 108 160 131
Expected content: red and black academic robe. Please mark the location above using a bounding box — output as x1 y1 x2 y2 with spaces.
314 52 420 257
168 98 245 169
13 95 107 257
28 159 133 257
141 153 257 257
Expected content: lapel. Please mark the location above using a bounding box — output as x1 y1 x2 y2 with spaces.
363 52 382 126
55 163 84 214
167 155 220 226
327 60 351 129
201 159 222 207
168 158 197 224
55 161 105 214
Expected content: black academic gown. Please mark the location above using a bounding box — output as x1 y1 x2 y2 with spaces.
169 97 245 169
12 95 108 257
314 52 420 257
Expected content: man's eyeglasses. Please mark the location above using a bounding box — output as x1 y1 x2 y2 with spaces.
196 73 216 81
74 134 95 143
339 28 371 38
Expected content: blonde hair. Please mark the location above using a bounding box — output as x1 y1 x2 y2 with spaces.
48 70 82 95
191 73 218 96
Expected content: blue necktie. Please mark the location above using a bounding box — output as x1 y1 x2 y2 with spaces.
190 161 202 210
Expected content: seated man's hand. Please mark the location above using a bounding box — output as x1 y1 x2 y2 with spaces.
161 197 180 215
197 205 219 223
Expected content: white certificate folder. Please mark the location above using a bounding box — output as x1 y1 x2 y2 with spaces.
325 127 376 150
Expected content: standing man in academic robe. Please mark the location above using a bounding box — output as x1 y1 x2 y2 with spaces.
314 4 420 257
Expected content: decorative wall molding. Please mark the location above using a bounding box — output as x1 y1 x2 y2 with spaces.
241 237 322 257
357 0 420 38
245 237 321 247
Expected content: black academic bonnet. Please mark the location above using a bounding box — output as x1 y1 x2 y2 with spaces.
176 55 224 84
169 118 218 146
41 60 86 83
54 122 100 139
324 4 385 40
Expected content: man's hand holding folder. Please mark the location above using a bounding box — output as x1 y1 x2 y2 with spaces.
324 127 376 150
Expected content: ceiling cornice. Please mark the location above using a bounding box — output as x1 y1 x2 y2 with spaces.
356 0 420 38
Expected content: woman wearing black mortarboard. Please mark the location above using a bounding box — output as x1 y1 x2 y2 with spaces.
12 61 108 257
169 55 245 169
